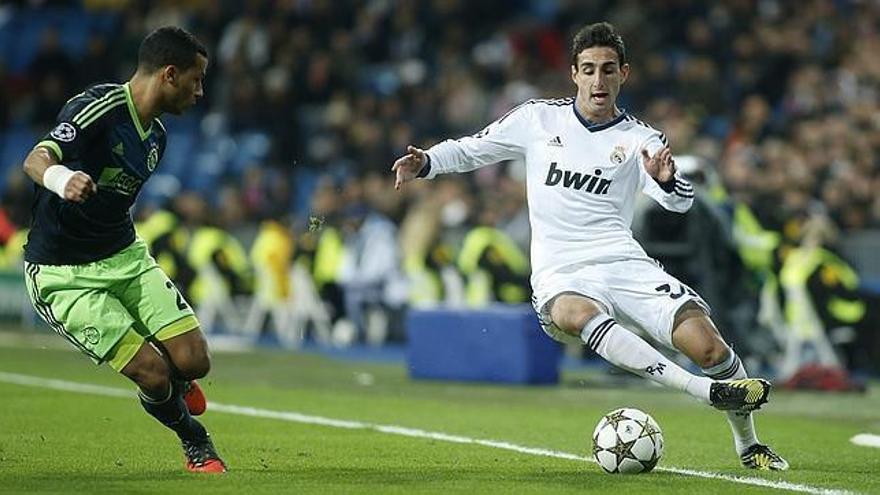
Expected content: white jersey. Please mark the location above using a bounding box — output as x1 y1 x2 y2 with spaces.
423 97 694 290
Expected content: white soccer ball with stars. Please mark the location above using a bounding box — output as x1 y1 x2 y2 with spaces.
592 407 664 474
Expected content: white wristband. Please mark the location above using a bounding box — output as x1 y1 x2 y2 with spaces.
42 165 76 199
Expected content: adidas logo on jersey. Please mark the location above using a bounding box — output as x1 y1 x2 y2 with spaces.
547 136 563 147
544 162 612 195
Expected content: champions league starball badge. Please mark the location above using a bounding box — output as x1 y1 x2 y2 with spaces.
50 122 77 142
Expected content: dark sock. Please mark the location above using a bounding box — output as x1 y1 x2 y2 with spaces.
139 381 207 442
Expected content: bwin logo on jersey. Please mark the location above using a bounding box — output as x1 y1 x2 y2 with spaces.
544 162 611 194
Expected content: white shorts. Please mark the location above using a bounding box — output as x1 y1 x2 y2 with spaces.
530 258 710 349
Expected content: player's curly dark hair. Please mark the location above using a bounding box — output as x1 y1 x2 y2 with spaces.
570 22 626 66
138 26 207 72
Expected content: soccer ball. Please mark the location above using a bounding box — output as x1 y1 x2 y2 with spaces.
592 407 664 474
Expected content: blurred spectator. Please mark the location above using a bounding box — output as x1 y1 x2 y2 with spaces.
244 214 297 345
27 27 75 127
337 202 408 344
137 205 196 301
458 194 529 306
0 170 32 232
77 32 115 90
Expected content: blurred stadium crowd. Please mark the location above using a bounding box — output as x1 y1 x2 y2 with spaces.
0 0 878 376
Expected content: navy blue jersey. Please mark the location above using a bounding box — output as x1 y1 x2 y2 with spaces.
25 82 167 265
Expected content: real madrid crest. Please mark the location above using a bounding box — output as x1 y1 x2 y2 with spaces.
610 145 626 165
147 144 159 171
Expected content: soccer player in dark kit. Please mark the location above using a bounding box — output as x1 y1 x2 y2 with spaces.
21 26 226 473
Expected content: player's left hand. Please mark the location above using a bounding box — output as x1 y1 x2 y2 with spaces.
641 147 676 183
391 145 427 191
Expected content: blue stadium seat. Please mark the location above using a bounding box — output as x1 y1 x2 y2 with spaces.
0 128 35 193
186 150 226 194
160 131 196 178
1 7 119 75
860 279 880 296
229 132 271 176
58 16 90 59
291 168 319 215
139 173 182 208
162 113 201 134
0 128 36 170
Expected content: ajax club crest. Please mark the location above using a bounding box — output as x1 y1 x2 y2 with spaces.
82 327 100 346
146 144 159 171
610 145 626 165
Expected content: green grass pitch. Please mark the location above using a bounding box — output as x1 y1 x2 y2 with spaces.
0 330 877 494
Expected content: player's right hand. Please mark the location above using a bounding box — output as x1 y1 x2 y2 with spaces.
64 171 97 202
391 145 427 191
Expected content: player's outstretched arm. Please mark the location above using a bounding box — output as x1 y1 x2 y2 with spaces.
391 100 532 189
391 145 428 191
23 146 97 203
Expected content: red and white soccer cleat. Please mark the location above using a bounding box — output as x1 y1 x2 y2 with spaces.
182 436 227 473
182 380 207 416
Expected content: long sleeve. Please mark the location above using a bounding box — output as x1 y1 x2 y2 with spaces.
423 101 533 179
638 132 694 213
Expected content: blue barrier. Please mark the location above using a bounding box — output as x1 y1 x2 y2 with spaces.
406 305 562 384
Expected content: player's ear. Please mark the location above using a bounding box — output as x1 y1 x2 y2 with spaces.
162 65 178 86
620 63 630 84
570 64 578 84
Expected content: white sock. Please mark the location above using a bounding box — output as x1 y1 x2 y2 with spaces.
702 350 759 454
137 381 173 404
582 315 712 403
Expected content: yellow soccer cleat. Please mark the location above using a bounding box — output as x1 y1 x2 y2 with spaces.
709 378 771 413
740 443 790 471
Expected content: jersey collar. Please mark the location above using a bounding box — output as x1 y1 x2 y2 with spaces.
572 103 627 132
123 82 153 140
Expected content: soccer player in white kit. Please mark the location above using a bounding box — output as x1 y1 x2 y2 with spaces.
392 22 788 470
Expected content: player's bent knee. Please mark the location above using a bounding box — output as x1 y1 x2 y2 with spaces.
121 346 172 394
162 327 212 379
171 343 211 380
671 308 729 369
549 295 603 336
178 353 211 380
696 342 730 369
178 343 211 380
673 301 710 329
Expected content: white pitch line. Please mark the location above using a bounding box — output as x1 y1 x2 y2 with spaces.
0 371 856 495
850 434 880 449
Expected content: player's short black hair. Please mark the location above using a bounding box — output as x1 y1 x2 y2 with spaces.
137 26 207 72
571 22 626 66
